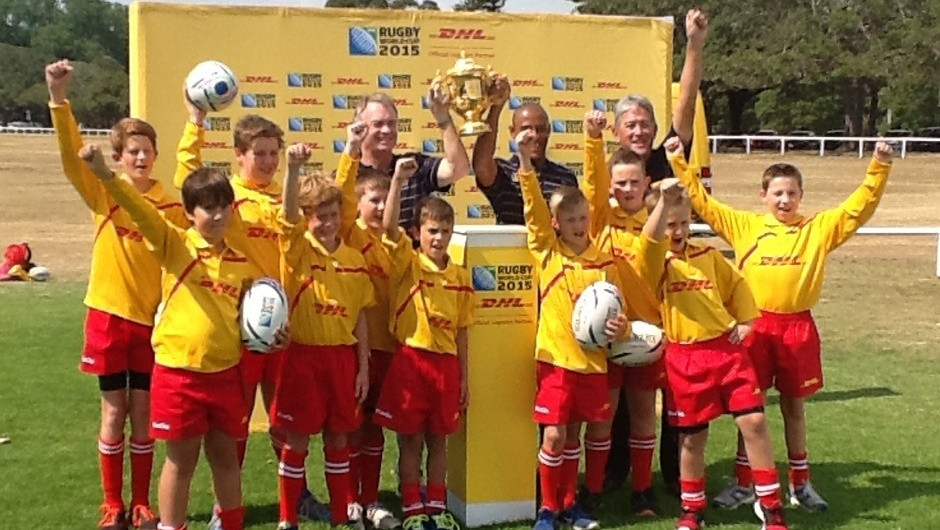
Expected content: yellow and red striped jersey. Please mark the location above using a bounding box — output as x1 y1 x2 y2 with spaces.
50 101 189 326
670 152 891 313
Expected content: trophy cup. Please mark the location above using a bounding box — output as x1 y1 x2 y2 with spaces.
435 51 494 137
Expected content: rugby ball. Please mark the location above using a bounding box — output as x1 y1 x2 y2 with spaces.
185 61 239 113
610 321 664 367
28 266 50 282
240 278 288 353
571 281 624 349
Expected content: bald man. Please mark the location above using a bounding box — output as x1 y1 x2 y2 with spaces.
471 75 578 225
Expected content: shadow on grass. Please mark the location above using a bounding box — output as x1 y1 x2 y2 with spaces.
765 386 900 406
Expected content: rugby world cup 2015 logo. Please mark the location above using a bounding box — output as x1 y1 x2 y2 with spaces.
471 266 497 291
349 27 379 56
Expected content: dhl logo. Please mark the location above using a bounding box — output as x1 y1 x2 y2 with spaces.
668 279 714 293
114 226 143 242
393 98 411 106
513 79 543 87
480 297 527 309
246 227 279 240
288 97 324 106
333 77 368 85
422 121 439 130
314 303 349 317
395 142 411 150
303 142 324 150
203 141 231 149
611 247 638 262
242 75 276 83
434 28 493 40
553 142 581 151
551 100 584 108
199 277 241 299
428 315 454 329
758 256 803 266
594 81 625 89
367 264 389 279
333 121 351 129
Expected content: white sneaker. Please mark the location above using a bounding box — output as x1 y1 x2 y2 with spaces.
712 480 755 510
789 481 828 512
346 502 366 530
366 502 403 530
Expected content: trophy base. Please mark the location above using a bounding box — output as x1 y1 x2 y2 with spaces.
459 122 492 137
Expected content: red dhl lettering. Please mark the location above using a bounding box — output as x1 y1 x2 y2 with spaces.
668 279 714 293
423 121 439 129
367 264 388 279
611 247 637 262
428 315 454 329
758 255 803 266
204 141 230 149
594 81 624 89
480 297 526 309
395 142 411 149
333 77 368 85
199 277 240 299
303 142 323 150
553 143 580 150
551 100 584 108
436 28 490 40
513 79 542 87
333 121 351 129
394 98 410 106
314 303 349 317
246 226 279 240
243 75 275 83
114 226 143 242
288 97 323 105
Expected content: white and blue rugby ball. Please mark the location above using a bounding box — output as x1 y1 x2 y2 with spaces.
610 321 664 367
240 278 288 353
571 281 624 349
185 60 239 112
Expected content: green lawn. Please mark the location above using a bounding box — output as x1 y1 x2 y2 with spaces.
1 282 938 529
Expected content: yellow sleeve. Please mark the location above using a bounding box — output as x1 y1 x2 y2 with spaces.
712 251 761 323
49 101 106 212
335 153 361 240
668 150 751 244
382 229 417 280
174 121 204 189
277 211 307 270
101 177 175 261
636 234 667 301
583 135 611 239
457 269 476 328
815 158 891 251
519 168 556 259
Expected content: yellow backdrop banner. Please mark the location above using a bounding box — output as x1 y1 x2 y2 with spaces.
130 3 674 224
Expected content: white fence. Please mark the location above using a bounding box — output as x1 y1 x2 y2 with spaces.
709 134 940 159
0 125 110 136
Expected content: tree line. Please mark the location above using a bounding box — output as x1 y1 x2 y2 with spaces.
1 0 936 134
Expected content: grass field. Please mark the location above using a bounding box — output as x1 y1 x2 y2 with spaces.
1 135 939 529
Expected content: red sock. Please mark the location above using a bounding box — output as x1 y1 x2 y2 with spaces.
278 447 307 524
349 444 361 501
753 468 783 509
680 477 707 512
788 452 809 489
99 437 125 509
218 506 244 530
270 430 286 461
426 483 447 515
129 438 155 507
560 442 581 510
584 436 611 494
324 446 352 524
359 437 384 506
401 482 425 518
538 447 563 513
236 438 247 468
629 435 656 491
734 451 753 487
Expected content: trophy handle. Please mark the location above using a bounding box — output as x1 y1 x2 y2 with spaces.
436 75 459 104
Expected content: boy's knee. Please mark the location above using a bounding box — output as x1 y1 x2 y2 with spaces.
779 396 805 419
736 411 769 436
542 426 565 451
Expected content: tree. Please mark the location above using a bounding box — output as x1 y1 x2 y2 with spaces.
0 42 46 123
454 0 505 11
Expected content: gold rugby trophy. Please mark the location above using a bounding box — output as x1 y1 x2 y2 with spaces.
435 51 494 137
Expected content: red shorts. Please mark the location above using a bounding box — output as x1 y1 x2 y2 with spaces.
664 333 764 428
745 311 823 397
239 346 285 399
270 344 363 435
374 345 461 436
81 308 154 376
534 362 612 425
149 364 248 441
607 363 623 390
364 349 393 413
622 356 668 391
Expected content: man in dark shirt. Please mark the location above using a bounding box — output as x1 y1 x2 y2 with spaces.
471 76 578 225
354 90 471 231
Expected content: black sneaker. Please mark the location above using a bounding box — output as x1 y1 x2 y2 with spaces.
631 488 659 518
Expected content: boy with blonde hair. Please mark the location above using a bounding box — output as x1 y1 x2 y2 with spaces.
638 140 788 530
47 59 188 530
670 136 894 511
80 145 277 530
270 144 375 530
516 129 631 530
375 159 475 530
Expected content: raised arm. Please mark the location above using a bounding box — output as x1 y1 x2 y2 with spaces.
283 143 312 225
582 110 612 237
516 130 556 255
471 73 510 189
673 9 708 146
174 85 208 188
382 157 419 242
336 121 367 238
819 141 893 250
428 81 471 187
